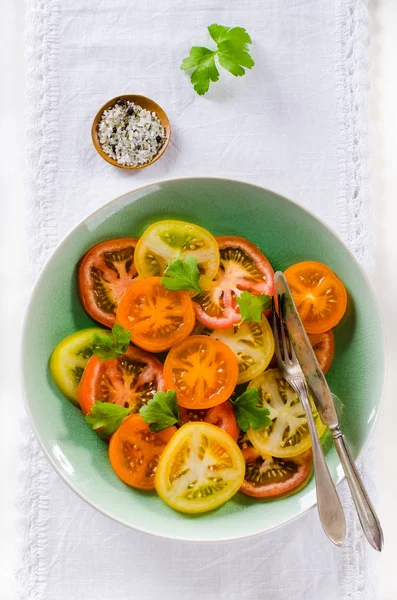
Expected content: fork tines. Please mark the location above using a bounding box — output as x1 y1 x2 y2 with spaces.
271 295 296 366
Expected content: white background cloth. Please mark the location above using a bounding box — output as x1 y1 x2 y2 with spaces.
7 0 386 598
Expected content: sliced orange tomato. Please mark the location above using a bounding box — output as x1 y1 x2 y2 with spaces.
78 345 164 415
78 238 138 328
240 447 313 498
109 414 176 490
116 277 195 352
284 261 347 334
308 330 335 374
193 236 275 329
155 422 245 513
179 401 239 441
164 335 238 409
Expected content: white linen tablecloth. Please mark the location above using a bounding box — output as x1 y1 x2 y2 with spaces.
18 0 379 598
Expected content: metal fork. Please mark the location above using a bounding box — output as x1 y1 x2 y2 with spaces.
272 297 346 546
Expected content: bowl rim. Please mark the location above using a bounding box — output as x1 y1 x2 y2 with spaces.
91 94 171 170
21 176 386 542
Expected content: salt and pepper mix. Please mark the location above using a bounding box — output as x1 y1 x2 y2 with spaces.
97 98 166 167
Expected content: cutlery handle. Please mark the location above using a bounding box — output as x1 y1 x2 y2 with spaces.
332 429 383 551
292 379 346 546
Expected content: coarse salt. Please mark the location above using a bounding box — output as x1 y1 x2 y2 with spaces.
98 99 166 167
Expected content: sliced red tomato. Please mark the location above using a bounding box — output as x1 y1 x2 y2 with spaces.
308 330 335 374
78 344 164 415
109 414 176 490
284 261 347 334
179 401 239 441
78 238 138 328
240 447 313 498
164 335 238 409
116 277 195 352
268 327 335 374
193 236 275 329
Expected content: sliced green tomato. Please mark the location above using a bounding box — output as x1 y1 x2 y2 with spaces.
205 318 275 384
49 328 106 405
134 220 219 289
247 369 327 458
155 422 245 514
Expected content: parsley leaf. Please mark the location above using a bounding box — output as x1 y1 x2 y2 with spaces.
139 390 180 432
161 256 202 293
236 291 271 323
181 47 219 95
231 388 270 432
181 24 254 95
85 401 134 437
92 324 131 360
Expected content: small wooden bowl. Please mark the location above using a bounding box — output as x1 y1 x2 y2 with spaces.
91 94 171 170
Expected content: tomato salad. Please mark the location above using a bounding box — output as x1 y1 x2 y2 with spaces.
50 220 347 514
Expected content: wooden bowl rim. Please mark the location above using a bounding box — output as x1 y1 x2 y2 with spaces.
91 94 171 170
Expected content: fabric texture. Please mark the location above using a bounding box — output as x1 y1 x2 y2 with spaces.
17 0 379 598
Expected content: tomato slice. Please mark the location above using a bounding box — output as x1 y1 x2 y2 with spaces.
267 326 335 374
247 369 326 458
193 236 275 329
308 330 334 374
78 344 164 415
109 414 176 490
240 447 313 498
179 401 239 441
155 422 245 513
205 317 274 384
134 220 219 288
164 335 238 409
116 277 195 352
49 328 106 406
78 238 138 328
284 261 347 334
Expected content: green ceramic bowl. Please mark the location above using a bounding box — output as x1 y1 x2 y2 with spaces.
22 178 384 541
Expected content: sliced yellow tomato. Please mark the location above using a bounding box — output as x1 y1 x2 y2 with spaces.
134 220 219 289
247 369 327 458
205 318 275 384
49 328 106 405
155 422 245 513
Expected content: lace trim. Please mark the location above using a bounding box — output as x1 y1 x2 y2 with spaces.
16 0 60 598
335 0 373 273
335 1 379 598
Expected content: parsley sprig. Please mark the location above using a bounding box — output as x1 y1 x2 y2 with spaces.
140 391 180 432
231 388 270 432
161 256 202 293
181 24 255 95
92 324 131 360
85 401 135 437
236 291 271 324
